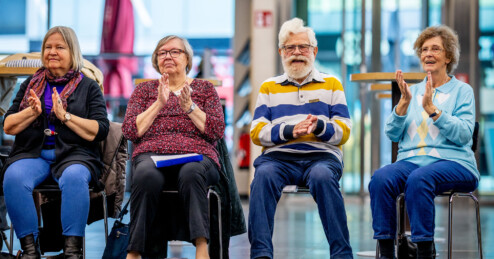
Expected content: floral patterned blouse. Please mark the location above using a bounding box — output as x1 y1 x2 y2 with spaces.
122 79 225 166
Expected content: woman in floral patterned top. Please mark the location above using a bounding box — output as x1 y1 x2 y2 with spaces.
122 35 224 259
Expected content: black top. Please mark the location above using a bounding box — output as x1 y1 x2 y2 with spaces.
1 75 109 191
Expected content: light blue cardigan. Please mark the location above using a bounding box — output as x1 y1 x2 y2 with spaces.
385 76 479 179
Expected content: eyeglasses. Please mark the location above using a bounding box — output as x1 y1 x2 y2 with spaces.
157 49 185 59
281 44 313 54
420 46 444 56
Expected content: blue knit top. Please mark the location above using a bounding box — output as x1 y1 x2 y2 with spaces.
386 76 479 179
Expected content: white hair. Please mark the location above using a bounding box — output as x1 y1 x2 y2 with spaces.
278 17 317 48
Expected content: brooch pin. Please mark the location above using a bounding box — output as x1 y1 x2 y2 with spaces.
44 129 58 136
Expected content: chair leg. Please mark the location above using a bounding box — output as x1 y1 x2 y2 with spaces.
395 193 405 258
82 236 85 259
470 194 483 259
207 189 222 259
101 191 108 244
448 193 456 259
9 224 13 255
0 230 11 253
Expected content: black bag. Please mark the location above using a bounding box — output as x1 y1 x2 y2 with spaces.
102 200 130 259
0 251 18 259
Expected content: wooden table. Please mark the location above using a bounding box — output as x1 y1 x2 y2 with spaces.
0 67 38 77
350 72 425 194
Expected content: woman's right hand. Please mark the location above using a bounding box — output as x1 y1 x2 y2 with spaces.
157 73 170 107
27 89 42 116
396 70 412 102
395 70 412 116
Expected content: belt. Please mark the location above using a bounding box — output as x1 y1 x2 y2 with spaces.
42 144 55 150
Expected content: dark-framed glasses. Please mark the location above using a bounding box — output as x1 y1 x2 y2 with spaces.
158 49 185 59
281 44 312 54
420 46 444 56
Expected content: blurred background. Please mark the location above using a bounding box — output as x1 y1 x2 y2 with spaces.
1 0 494 199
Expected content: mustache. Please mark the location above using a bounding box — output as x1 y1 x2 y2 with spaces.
285 55 310 63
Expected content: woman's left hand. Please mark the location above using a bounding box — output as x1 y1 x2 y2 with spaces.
52 87 67 121
422 72 435 114
179 82 193 113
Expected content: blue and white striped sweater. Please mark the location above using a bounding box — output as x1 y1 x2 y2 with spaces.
250 70 351 163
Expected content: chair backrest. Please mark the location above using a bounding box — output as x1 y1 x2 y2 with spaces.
134 78 222 87
472 122 479 152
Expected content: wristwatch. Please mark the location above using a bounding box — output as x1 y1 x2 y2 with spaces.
429 108 440 118
63 112 72 123
186 102 196 114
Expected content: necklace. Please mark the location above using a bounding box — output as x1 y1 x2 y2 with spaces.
169 77 188 92
439 76 450 86
433 75 450 88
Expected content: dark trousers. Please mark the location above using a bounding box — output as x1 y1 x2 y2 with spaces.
127 153 220 254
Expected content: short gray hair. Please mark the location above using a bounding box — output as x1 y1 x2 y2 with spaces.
278 17 317 48
152 35 194 74
41 26 84 71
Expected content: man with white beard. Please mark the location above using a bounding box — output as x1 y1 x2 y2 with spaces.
249 18 354 259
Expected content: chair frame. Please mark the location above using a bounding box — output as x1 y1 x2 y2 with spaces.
9 185 108 259
162 187 223 259
395 192 483 259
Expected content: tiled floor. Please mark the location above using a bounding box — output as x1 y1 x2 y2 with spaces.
4 193 494 258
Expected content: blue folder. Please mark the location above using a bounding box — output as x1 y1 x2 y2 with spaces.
151 153 203 168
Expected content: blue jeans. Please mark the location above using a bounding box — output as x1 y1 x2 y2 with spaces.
248 155 353 259
369 159 478 242
3 149 92 239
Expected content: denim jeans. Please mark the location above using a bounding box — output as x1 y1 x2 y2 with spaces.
369 159 478 242
248 155 353 259
3 149 92 239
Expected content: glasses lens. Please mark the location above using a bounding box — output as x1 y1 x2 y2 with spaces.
284 45 311 54
170 50 181 57
299 45 309 53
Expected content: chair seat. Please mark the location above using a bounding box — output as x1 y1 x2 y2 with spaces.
282 185 310 193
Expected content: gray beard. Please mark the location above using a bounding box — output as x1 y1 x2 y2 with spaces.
282 56 314 81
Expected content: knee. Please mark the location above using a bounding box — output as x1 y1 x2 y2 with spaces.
59 165 90 188
251 165 279 187
132 166 163 193
178 162 208 186
369 168 395 193
310 164 339 183
405 169 430 193
3 165 32 192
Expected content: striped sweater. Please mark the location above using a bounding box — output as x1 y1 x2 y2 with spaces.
250 69 351 164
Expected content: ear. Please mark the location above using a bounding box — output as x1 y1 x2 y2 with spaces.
313 46 318 58
278 48 282 56
445 57 451 65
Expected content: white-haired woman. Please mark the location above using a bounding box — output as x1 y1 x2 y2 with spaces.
2 26 109 259
369 25 478 259
123 35 225 259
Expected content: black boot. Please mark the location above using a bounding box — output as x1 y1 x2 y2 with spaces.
63 236 83 259
417 241 435 259
378 239 396 259
19 234 41 259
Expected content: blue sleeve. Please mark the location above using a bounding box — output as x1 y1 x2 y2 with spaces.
385 107 408 142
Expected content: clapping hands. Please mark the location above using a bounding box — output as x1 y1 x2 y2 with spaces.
293 114 318 138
